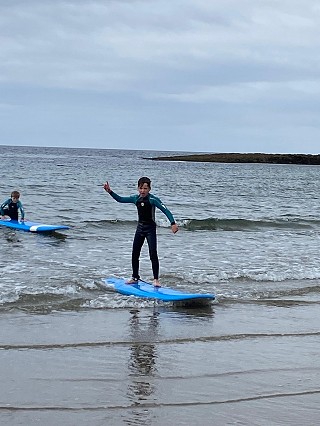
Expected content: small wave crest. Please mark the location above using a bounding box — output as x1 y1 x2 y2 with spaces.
181 217 319 231
82 218 177 229
0 285 81 312
83 219 135 227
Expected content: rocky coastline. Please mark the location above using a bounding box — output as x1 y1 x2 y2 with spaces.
146 152 320 165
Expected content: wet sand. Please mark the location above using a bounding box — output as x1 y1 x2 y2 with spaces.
1 299 319 426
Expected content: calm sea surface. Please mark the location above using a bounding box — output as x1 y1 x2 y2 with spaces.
0 145 319 425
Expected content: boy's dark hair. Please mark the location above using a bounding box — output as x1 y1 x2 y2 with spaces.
138 177 151 188
11 190 20 199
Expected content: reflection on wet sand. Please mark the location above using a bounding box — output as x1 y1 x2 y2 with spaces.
126 309 160 425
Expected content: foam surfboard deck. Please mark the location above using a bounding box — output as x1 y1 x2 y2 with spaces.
0 219 69 233
104 277 215 302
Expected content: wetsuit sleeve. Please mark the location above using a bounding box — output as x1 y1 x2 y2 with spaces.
151 196 176 225
18 201 25 219
109 191 137 204
0 199 10 215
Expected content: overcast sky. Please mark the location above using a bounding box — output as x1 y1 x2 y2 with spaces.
1 0 320 153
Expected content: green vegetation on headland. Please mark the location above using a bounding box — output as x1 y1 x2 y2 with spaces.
146 153 320 165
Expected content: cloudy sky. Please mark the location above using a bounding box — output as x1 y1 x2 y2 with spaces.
1 0 320 153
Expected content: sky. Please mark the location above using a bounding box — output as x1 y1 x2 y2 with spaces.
1 0 320 154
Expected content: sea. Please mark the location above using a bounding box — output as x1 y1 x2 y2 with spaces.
0 145 319 425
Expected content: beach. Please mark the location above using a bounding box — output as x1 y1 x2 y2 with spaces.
1 302 319 425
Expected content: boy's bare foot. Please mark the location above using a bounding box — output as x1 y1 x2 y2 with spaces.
126 278 139 285
153 279 161 287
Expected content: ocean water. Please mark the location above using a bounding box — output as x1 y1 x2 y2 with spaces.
0 145 319 425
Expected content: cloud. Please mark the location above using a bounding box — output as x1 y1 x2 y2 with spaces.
0 0 320 152
1 0 318 89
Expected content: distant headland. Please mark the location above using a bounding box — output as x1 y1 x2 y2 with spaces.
145 153 320 165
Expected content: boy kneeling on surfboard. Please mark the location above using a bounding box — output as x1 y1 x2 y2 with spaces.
104 177 178 287
0 190 25 222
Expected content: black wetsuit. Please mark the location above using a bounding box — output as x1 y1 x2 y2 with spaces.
108 191 176 280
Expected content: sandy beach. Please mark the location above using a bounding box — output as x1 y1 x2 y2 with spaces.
1 299 319 426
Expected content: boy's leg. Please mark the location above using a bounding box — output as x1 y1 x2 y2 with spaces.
1 208 17 220
2 208 9 216
146 225 159 282
131 227 145 281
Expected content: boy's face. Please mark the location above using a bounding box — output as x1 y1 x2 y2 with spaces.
11 196 19 203
138 183 151 197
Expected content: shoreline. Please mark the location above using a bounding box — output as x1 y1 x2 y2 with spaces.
145 152 320 165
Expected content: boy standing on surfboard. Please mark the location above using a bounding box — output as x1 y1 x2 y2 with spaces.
104 177 178 287
0 190 25 222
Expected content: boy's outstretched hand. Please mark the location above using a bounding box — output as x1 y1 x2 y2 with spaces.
171 223 179 234
103 182 111 193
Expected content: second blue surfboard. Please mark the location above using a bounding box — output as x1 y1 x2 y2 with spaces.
0 219 69 233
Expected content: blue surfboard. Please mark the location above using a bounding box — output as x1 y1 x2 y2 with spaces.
0 219 69 233
104 277 215 302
